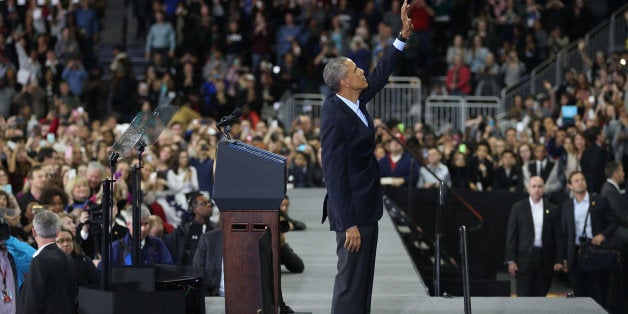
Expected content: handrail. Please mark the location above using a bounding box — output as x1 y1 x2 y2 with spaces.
377 126 485 227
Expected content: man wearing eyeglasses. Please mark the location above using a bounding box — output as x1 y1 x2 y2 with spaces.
165 192 219 266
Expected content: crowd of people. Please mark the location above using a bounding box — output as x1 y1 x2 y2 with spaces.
0 0 626 312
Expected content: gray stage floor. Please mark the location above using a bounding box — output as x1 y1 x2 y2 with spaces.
206 188 604 313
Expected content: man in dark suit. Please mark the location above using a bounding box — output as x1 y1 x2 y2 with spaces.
600 162 628 240
561 171 618 308
506 176 564 296
320 2 413 312
581 126 609 194
523 144 564 197
598 162 628 312
492 149 523 192
192 229 223 296
17 210 78 314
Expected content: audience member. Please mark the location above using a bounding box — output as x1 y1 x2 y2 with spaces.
492 150 523 192
378 133 420 187
165 192 217 266
56 227 98 287
418 147 451 188
108 205 173 267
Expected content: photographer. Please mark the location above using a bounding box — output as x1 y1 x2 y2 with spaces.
189 138 214 198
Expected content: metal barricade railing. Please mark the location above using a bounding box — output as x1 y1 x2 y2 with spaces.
530 56 558 95
501 76 531 113
557 40 585 82
464 96 502 121
279 76 421 131
277 93 325 129
586 20 611 61
367 76 422 128
425 96 465 134
425 96 503 134
610 3 628 53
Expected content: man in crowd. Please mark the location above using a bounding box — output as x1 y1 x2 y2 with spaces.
109 206 173 266
492 149 523 192
189 138 214 198
85 161 105 198
378 133 420 187
17 211 77 314
506 176 563 296
319 1 413 312
581 126 609 194
166 192 218 266
417 147 451 188
18 166 47 213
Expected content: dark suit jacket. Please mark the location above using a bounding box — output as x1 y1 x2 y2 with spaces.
320 44 403 231
505 198 562 273
192 229 223 296
492 166 523 192
581 144 609 194
17 243 78 314
600 181 628 221
561 194 618 268
525 159 564 194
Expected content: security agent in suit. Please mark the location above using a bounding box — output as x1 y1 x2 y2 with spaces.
599 162 628 314
561 171 618 307
17 210 78 314
319 1 413 312
599 162 628 246
506 176 564 296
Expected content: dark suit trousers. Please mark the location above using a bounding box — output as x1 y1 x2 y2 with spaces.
571 254 608 308
516 248 552 296
332 223 378 314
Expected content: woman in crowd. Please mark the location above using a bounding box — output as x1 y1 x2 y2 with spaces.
166 150 198 212
58 212 77 236
39 187 69 214
65 175 93 217
560 135 580 179
56 228 99 287
449 151 476 190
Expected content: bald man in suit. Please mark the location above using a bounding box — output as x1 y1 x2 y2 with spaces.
506 176 564 296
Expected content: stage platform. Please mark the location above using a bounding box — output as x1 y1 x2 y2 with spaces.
205 188 605 313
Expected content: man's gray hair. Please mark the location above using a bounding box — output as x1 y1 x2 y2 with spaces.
122 205 151 223
33 210 60 239
323 57 349 93
86 161 105 175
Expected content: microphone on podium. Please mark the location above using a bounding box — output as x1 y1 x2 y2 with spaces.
216 108 243 128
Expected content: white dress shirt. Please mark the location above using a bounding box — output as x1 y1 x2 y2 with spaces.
574 192 593 245
336 95 368 127
529 197 544 248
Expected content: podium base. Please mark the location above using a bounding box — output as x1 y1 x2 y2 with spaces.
78 287 185 314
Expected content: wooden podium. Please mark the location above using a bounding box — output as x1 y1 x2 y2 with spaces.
213 140 286 313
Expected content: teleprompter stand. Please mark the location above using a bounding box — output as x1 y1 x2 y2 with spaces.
79 107 193 314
